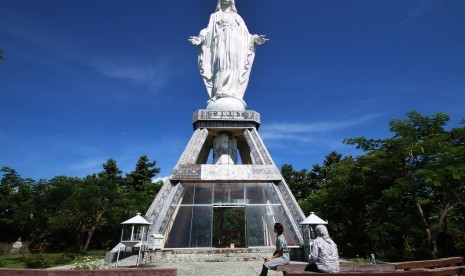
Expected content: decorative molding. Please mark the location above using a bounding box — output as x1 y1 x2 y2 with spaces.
193 109 260 122
244 129 264 165
193 110 260 130
174 128 209 167
200 165 281 181
249 128 273 165
170 164 281 181
146 179 183 235
195 121 257 129
276 179 306 244
170 164 202 180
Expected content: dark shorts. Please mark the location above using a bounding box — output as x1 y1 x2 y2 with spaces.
305 263 323 273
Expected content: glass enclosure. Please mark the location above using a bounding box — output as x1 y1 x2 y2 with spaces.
164 182 297 248
121 224 149 242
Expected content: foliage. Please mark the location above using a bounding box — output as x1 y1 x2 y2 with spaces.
282 151 342 201
283 111 465 260
53 253 77 265
23 253 53 268
0 155 161 252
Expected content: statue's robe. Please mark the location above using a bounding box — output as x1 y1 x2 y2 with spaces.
198 11 257 101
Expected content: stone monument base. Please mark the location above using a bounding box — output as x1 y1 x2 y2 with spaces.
143 247 304 263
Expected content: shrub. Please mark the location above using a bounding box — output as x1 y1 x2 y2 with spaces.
24 254 52 268
52 253 76 265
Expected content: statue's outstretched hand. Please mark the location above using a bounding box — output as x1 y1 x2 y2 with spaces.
254 35 269 45
188 36 203 46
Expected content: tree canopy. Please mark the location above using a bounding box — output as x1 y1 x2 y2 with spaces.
0 155 161 252
282 111 465 260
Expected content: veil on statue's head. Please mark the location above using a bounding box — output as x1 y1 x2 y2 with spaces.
216 0 237 13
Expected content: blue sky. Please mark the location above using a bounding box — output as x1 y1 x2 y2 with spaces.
1 0 464 181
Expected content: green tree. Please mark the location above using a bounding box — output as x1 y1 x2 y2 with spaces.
97 158 123 182
125 155 160 192
45 160 123 251
45 176 83 251
345 111 465 257
306 156 372 256
95 156 162 249
281 164 312 201
0 156 163 252
0 167 25 241
309 151 343 189
79 159 123 251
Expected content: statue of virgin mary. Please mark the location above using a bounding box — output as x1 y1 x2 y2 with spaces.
189 0 267 110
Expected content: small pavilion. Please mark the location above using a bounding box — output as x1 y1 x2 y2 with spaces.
300 212 328 261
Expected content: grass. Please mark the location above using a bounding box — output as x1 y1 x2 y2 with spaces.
0 251 106 269
0 253 27 269
342 255 374 264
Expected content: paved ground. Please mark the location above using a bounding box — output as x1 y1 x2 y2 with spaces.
51 256 300 275
51 260 290 276
148 261 286 276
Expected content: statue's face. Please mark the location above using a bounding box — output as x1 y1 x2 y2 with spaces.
221 0 233 5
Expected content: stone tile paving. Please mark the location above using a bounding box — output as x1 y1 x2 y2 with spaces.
150 261 283 276
51 257 288 275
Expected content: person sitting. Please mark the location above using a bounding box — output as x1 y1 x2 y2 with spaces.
306 224 340 273
260 222 290 276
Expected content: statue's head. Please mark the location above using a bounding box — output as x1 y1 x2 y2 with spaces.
216 0 237 13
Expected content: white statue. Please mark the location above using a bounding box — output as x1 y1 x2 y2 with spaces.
189 0 268 110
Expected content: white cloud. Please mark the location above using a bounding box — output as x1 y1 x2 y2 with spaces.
67 158 106 174
152 176 168 183
260 113 383 141
89 56 171 94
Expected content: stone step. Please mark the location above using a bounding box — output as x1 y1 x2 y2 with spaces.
144 248 275 263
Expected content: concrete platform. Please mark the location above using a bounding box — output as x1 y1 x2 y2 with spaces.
148 260 288 276
144 247 276 263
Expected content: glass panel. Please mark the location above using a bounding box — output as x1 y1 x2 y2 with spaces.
121 225 132 241
270 205 297 246
246 205 267 246
190 206 212 247
165 182 295 248
165 206 212 248
165 206 193 248
245 183 278 204
132 225 148 241
213 183 245 204
212 207 246 248
180 183 194 204
194 183 213 204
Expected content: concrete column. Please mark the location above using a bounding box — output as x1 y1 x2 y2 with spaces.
213 132 237 165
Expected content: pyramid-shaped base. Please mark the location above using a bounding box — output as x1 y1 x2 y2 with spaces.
145 110 305 249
